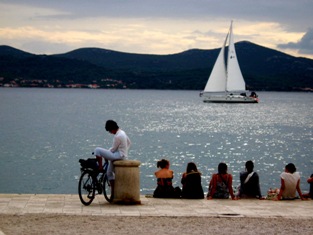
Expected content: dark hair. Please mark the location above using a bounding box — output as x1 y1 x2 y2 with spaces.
245 160 254 173
285 163 296 174
105 120 119 132
157 159 169 169
186 162 198 173
218 162 228 174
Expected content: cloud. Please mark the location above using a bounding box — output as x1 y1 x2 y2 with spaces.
4 0 313 28
1 1 313 58
278 28 313 55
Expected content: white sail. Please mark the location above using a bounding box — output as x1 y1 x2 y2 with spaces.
226 21 246 92
203 33 228 92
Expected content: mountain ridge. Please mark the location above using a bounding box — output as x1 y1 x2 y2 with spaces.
0 42 312 91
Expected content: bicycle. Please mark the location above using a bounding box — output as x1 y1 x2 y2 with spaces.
78 155 113 206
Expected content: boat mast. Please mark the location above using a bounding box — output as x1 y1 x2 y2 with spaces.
225 20 233 93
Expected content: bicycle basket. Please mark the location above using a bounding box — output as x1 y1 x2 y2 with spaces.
79 158 98 170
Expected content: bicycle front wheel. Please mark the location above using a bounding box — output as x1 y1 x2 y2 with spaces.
78 170 95 206
103 176 113 203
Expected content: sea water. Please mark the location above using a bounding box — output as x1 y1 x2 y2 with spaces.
0 88 312 196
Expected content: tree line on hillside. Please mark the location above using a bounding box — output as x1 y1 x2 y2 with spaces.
0 43 312 91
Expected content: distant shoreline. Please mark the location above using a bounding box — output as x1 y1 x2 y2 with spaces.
1 86 313 92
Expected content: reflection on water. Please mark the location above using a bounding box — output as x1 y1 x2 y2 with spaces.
0 89 312 195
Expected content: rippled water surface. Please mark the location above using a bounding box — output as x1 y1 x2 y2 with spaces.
0 88 312 195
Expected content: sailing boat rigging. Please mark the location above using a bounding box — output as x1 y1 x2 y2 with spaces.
200 21 258 103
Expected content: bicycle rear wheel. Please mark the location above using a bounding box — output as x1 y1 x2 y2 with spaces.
78 170 95 206
103 176 113 203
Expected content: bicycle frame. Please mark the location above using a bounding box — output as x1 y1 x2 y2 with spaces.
78 159 112 205
93 161 109 193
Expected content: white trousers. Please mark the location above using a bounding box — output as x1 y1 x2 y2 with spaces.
94 147 124 181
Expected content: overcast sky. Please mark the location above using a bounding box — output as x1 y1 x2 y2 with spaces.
1 0 313 58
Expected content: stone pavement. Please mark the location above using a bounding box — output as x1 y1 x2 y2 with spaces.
0 194 312 218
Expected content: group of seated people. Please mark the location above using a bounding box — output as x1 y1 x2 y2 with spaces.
153 159 204 199
153 159 313 200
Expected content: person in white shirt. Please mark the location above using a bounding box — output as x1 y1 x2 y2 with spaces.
276 163 304 200
94 120 131 195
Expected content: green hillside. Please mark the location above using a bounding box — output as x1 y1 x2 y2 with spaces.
0 42 312 91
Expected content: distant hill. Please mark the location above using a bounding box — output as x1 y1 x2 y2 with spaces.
0 42 313 91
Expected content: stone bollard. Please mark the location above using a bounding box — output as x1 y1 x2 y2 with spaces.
112 160 141 205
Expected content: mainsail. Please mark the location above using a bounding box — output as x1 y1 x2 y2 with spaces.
226 21 246 92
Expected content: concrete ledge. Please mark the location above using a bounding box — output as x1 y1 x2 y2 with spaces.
0 194 312 218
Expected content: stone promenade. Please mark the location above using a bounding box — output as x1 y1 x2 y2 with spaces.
0 194 312 218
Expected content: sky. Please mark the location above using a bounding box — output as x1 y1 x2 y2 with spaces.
1 0 313 59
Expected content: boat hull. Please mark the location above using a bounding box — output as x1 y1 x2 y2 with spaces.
203 95 258 103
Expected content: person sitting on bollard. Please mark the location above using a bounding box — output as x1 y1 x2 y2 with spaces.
181 162 204 199
153 159 181 198
207 162 236 200
237 160 263 199
94 120 131 198
275 163 304 200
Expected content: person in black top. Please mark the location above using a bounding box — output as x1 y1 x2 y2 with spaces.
238 160 262 199
181 162 204 199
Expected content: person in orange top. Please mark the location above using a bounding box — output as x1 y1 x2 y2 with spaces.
153 159 181 198
303 174 313 199
207 162 236 200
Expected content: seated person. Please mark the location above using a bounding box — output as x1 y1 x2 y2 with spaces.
207 162 236 200
153 159 181 198
181 162 204 199
237 160 262 199
276 163 304 200
303 174 313 199
249 91 258 98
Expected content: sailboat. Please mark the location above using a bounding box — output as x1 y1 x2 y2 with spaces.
201 21 258 103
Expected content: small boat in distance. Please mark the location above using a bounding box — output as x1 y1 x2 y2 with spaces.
200 21 258 103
